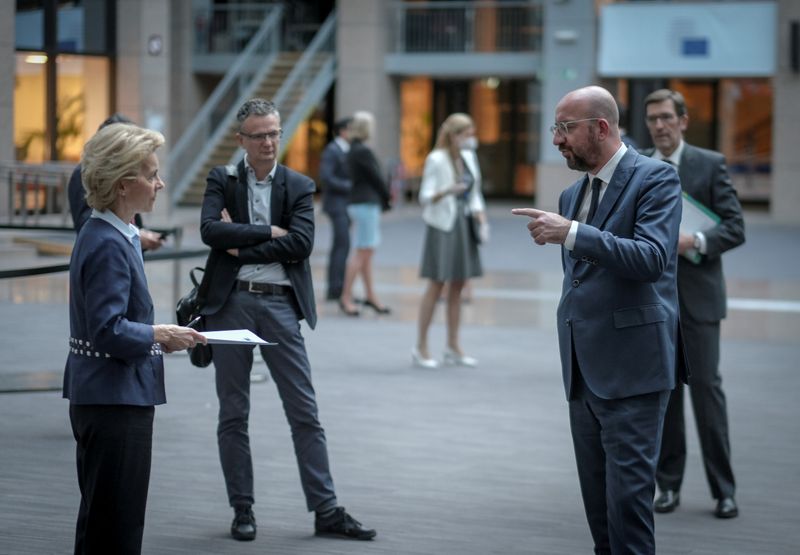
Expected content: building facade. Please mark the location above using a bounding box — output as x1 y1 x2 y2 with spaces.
2 0 798 224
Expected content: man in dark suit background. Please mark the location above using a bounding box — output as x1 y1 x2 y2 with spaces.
644 89 745 519
513 85 683 554
199 98 375 543
320 116 352 301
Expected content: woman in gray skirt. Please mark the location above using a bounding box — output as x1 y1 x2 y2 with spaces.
413 113 487 368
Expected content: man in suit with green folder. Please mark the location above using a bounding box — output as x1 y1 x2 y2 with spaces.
644 89 746 519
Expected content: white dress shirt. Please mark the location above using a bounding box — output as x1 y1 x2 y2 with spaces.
564 143 628 251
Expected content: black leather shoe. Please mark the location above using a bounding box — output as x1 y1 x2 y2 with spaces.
315 507 376 540
338 300 360 317
654 490 680 513
363 299 391 315
231 505 256 541
715 497 739 518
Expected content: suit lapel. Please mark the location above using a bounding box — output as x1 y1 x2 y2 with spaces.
678 144 698 194
235 160 250 223
592 149 636 228
568 176 590 220
270 165 286 226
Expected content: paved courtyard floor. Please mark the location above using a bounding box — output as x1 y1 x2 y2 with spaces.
1 202 798 554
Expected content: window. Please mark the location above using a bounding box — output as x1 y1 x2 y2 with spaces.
14 1 114 162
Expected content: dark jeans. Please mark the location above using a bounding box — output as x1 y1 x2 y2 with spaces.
70 403 155 555
325 208 350 298
207 289 337 512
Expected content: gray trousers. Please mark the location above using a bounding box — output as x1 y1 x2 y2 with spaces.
324 207 350 298
206 289 337 512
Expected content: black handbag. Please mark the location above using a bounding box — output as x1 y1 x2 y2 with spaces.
176 266 213 368
467 212 483 245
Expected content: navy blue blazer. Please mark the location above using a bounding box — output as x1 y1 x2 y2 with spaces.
63 217 165 406
199 161 318 328
556 148 683 400
320 140 351 214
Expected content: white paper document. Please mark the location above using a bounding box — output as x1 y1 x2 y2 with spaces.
199 329 276 345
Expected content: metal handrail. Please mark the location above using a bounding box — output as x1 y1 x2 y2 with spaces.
390 0 542 54
193 3 277 55
229 12 338 165
168 4 284 203
1 161 74 227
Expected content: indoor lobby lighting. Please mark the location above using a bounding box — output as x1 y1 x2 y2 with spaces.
25 54 48 64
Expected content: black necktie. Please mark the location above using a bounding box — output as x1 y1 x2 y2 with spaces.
586 178 602 224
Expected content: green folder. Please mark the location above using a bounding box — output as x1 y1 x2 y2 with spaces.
680 192 720 264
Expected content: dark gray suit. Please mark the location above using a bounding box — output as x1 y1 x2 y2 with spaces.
653 143 745 501
320 139 351 299
199 161 338 514
557 148 684 554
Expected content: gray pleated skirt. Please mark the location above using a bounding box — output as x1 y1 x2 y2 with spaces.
419 203 483 282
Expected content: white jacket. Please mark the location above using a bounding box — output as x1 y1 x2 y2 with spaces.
419 149 486 231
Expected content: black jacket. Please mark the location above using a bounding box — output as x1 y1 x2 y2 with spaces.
199 160 318 328
346 140 390 208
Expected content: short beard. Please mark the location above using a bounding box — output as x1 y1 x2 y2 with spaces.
566 126 601 172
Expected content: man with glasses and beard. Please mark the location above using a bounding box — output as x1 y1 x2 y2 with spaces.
513 85 685 554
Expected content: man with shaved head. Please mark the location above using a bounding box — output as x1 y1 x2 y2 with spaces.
513 85 685 554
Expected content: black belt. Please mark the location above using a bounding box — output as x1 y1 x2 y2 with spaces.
236 280 291 295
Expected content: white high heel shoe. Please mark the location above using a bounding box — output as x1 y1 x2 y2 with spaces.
443 348 478 367
412 347 439 369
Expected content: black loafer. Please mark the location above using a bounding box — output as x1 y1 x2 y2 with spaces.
654 490 680 513
231 505 256 541
363 300 391 315
315 507 376 540
715 497 738 518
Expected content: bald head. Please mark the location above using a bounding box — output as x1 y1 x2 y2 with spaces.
561 86 620 131
553 86 623 174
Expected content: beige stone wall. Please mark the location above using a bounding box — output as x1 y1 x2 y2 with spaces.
771 0 800 223
116 0 172 222
535 0 596 209
169 1 206 145
336 0 399 169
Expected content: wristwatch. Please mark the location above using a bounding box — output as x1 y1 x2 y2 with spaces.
692 232 703 251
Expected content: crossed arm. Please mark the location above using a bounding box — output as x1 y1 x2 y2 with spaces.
200 172 315 264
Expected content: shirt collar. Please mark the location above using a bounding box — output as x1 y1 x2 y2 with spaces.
653 139 685 166
243 154 277 185
334 136 350 153
589 142 628 185
91 209 140 246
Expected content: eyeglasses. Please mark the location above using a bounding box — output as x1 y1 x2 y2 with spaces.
645 113 678 125
549 118 600 136
239 129 283 142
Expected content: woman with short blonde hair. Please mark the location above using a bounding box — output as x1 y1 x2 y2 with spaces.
338 111 392 316
348 111 374 142
81 124 165 212
65 122 204 554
